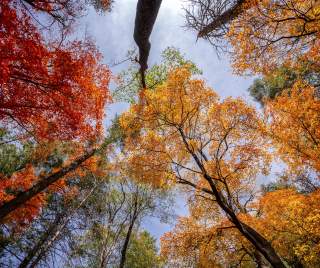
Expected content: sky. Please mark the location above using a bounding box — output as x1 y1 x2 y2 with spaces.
78 0 258 244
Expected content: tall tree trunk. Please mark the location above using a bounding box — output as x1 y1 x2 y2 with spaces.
119 198 138 268
205 173 286 268
198 0 246 38
0 149 96 221
19 187 96 268
119 217 136 268
134 0 162 87
178 128 287 268
18 214 64 268
99 199 128 267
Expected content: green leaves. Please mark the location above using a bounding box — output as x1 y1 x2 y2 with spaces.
125 231 164 268
113 47 202 103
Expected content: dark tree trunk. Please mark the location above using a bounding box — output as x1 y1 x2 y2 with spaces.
133 0 162 87
119 198 138 268
198 0 246 38
0 149 96 221
118 218 135 268
204 173 286 268
178 128 287 268
19 188 95 268
18 214 64 268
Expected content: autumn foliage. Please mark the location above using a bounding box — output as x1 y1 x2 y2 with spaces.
0 0 111 141
226 0 320 74
120 65 320 266
1 0 320 267
0 0 112 228
265 83 320 176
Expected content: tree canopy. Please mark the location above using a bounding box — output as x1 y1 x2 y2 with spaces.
1 0 320 267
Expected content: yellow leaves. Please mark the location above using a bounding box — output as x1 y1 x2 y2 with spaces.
120 66 270 200
255 189 320 266
160 216 218 266
266 82 320 174
160 213 256 267
123 132 172 187
227 0 320 74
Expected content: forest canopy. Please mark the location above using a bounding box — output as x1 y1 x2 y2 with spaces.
0 0 319 267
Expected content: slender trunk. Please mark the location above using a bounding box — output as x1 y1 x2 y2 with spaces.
198 0 246 38
0 149 96 221
99 183 127 268
119 216 136 268
178 128 286 268
205 173 286 268
119 197 138 268
99 238 108 268
99 218 129 268
28 222 66 268
19 187 96 268
18 214 63 268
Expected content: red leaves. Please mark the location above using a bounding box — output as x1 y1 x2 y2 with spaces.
0 0 111 141
0 165 46 226
0 0 111 228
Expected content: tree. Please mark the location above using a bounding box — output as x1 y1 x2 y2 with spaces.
1 0 111 141
161 216 262 267
17 187 96 268
0 163 105 268
0 146 96 222
253 188 320 267
125 231 164 268
185 0 247 51
65 177 171 268
63 118 172 268
185 0 320 74
0 137 76 226
262 82 320 189
113 47 201 103
228 0 320 74
120 67 287 267
0 0 113 224
161 183 320 267
0 131 114 224
248 62 320 105
15 0 113 32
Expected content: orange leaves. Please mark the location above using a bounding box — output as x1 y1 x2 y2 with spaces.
120 67 270 195
255 189 320 265
0 165 37 203
0 140 104 228
265 83 320 175
161 187 320 266
160 214 254 267
227 0 320 74
0 0 111 141
160 216 216 266
0 165 46 226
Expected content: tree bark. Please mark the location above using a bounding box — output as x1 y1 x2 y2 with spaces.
204 173 286 268
18 214 64 268
119 198 138 268
198 0 246 38
133 0 162 88
0 149 96 221
19 187 96 268
178 128 286 268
